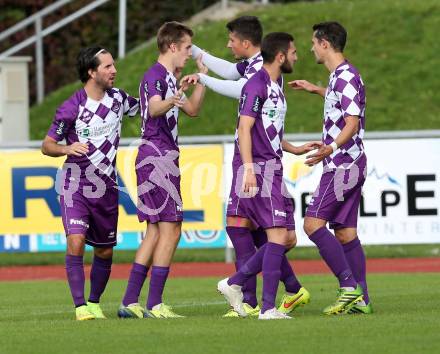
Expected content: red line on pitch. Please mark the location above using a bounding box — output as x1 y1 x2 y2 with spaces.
0 258 439 281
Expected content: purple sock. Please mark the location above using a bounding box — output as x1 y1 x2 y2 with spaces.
252 228 301 293
147 266 170 310
343 237 369 303
280 257 302 294
261 242 285 313
309 227 357 288
228 244 267 286
227 227 257 308
65 255 86 307
88 255 112 303
122 263 149 306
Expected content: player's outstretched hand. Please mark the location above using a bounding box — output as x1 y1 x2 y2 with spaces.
298 141 322 155
65 142 89 157
304 144 333 166
288 80 318 92
180 74 199 89
196 54 208 74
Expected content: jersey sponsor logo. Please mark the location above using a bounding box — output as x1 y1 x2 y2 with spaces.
80 128 90 137
252 96 262 113
155 80 163 92
274 209 286 217
69 218 89 228
264 108 278 122
77 121 118 138
111 100 121 114
268 109 276 119
56 121 65 135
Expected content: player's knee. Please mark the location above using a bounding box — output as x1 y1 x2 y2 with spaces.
66 234 85 255
148 230 160 242
335 231 356 244
95 247 113 259
303 219 315 236
285 231 297 249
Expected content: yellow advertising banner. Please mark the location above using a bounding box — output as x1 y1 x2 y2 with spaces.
0 145 223 234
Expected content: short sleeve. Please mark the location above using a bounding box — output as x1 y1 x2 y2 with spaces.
239 81 264 119
142 72 166 101
333 72 362 118
119 89 139 117
46 103 76 141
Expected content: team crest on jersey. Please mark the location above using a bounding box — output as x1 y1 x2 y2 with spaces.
111 100 121 113
252 96 262 113
155 80 163 92
79 108 93 123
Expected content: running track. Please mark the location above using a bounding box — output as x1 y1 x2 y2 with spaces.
0 258 439 281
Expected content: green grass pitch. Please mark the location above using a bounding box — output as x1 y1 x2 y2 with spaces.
1 273 439 354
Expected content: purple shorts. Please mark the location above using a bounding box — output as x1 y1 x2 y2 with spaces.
306 154 367 229
284 191 295 231
227 170 295 230
136 153 183 224
60 181 119 248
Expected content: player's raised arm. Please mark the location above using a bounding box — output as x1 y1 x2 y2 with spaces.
199 75 247 99
191 50 253 99
148 95 182 117
192 44 241 80
181 82 206 117
288 79 326 97
281 139 322 155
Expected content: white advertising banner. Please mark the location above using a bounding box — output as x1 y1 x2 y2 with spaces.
224 138 440 246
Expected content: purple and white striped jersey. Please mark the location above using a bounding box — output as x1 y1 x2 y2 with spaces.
236 52 263 81
139 62 183 154
234 68 286 165
47 88 138 181
323 60 366 169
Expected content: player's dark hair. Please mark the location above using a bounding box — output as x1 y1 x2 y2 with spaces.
312 22 347 52
261 32 294 64
226 16 262 46
157 21 193 54
76 46 109 83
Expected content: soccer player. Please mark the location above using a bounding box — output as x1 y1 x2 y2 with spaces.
191 16 263 98
186 16 314 317
289 22 371 314
118 21 207 319
217 32 310 320
41 46 139 320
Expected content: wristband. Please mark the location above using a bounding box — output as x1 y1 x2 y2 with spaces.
330 142 338 152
